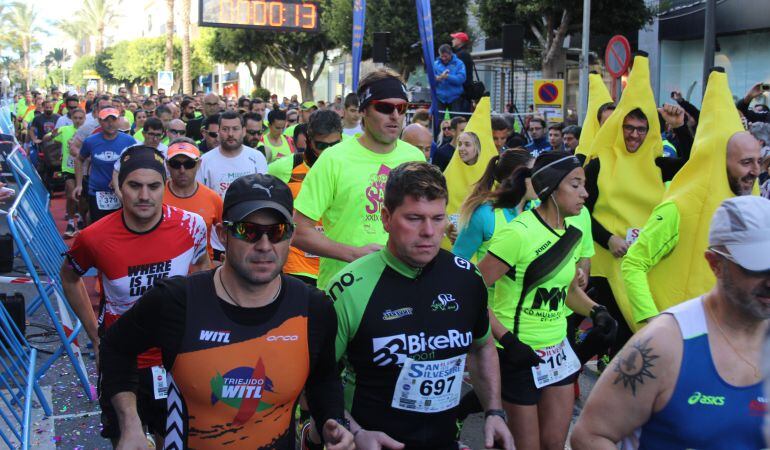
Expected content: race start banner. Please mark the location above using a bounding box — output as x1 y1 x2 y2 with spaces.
415 0 439 134
533 79 565 123
351 0 366 91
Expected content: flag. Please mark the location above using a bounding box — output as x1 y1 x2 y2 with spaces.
351 0 366 91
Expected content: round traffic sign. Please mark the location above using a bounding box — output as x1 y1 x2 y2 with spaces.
605 35 631 79
538 82 559 104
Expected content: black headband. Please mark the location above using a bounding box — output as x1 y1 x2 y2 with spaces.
118 146 167 187
531 156 582 200
358 77 409 111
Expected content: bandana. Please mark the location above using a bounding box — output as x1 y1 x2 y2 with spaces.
357 77 409 111
118 145 167 187
531 155 582 200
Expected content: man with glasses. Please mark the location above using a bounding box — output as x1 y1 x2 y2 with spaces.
524 117 552 157
74 107 137 223
243 112 266 152
292 69 425 289
573 196 770 450
198 114 220 154
202 93 222 118
98 173 354 450
262 110 294 162
268 109 341 286
167 119 187 141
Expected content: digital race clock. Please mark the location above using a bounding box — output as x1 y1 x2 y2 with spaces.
199 0 319 32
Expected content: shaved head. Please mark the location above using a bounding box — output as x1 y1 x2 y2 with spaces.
402 123 433 160
726 131 761 195
116 117 131 131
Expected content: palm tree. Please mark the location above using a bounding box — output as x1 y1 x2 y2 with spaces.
2 2 45 90
181 0 192 94
56 20 87 59
46 48 70 87
165 0 175 72
80 0 122 54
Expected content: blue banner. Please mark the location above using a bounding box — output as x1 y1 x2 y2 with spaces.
415 0 440 135
351 0 366 91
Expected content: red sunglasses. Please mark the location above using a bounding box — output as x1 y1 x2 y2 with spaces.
370 100 408 115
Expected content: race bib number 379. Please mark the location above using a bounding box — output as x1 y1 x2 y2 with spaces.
391 354 465 413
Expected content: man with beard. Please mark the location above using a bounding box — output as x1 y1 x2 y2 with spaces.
197 114 220 154
292 69 425 289
181 98 203 141
573 196 770 450
30 99 60 147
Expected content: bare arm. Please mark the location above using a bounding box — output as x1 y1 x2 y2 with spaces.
468 336 502 410
565 276 598 317
60 260 98 344
111 392 148 449
189 253 211 272
571 315 680 449
291 211 381 264
73 155 86 200
477 253 509 287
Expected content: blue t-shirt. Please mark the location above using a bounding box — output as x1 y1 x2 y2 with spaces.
80 133 136 195
453 203 519 260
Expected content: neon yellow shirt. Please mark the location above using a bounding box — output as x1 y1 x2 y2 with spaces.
263 134 292 163
294 138 424 288
52 125 78 174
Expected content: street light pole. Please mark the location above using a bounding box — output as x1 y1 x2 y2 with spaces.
578 0 591 125
702 0 716 95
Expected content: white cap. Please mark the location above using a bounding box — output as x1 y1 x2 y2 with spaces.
709 196 770 271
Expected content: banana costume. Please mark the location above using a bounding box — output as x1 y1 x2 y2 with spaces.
587 55 666 331
576 73 613 162
621 69 757 323
443 97 498 249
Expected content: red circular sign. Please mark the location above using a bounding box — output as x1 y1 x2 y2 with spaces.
538 83 559 104
605 35 631 79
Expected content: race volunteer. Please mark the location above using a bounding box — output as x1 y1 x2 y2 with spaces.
268 109 341 286
60 146 210 444
572 196 770 450
162 139 223 261
292 69 425 289
330 162 514 450
263 109 295 163
99 174 354 450
477 152 617 450
74 107 137 223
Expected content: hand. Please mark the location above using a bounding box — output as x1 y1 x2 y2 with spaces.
350 243 383 261
670 90 683 102
745 82 765 102
607 235 629 258
354 429 405 450
499 331 543 369
445 222 458 244
590 305 618 342
322 419 355 450
50 128 59 137
115 428 148 450
72 185 83 201
484 415 515 450
658 104 685 128
0 183 13 202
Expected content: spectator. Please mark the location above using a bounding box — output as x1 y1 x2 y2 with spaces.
401 123 433 161
736 83 770 124
750 122 770 186
524 117 552 157
563 125 581 153
411 108 431 128
433 116 467 171
451 31 475 108
491 115 511 152
433 44 467 114
548 122 565 152
439 119 452 145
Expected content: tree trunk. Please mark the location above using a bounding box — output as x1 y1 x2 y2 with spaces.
245 62 267 89
540 47 566 79
295 71 313 101
165 0 175 72
181 0 191 94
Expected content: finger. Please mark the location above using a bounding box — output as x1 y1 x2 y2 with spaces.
377 432 406 449
484 423 494 448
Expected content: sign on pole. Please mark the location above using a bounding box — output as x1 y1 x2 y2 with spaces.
605 35 631 100
157 71 174 91
533 79 564 123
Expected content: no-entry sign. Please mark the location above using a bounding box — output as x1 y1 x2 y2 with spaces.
605 35 631 79
533 79 564 123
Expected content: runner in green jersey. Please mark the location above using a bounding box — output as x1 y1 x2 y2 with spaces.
478 152 617 450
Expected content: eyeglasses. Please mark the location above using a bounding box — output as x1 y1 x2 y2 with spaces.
224 221 293 243
313 140 341 151
167 158 197 170
622 124 649 135
145 131 163 138
245 129 263 136
168 129 186 135
207 131 219 139
204 102 219 107
287 118 298 124
371 100 408 115
442 127 451 131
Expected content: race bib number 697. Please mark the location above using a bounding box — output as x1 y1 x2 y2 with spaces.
391 354 465 413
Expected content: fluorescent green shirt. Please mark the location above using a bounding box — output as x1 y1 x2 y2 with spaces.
621 201 681 323
294 138 424 288
52 125 78 174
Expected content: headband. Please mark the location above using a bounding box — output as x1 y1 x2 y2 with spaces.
358 77 409 111
118 145 167 187
531 155 582 200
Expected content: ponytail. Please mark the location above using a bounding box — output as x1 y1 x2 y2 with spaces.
493 166 532 210
458 154 501 228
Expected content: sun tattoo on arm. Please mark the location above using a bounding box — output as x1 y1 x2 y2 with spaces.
613 337 659 396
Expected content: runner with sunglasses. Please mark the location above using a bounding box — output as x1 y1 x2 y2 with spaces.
60 146 211 446
99 173 354 450
197 113 221 154
293 69 426 289
263 109 296 163
268 110 342 286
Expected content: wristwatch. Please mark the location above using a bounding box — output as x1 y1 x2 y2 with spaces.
334 417 351 431
590 304 608 320
485 408 508 423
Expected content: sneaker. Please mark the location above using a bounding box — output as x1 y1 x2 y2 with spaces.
76 215 86 231
63 222 76 239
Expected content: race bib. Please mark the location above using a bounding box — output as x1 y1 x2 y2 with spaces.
626 228 642 245
95 191 121 210
391 354 465 413
151 365 168 399
531 338 581 389
66 155 75 170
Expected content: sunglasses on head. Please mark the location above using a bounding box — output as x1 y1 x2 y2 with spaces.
224 221 293 243
167 158 197 169
370 100 408 115
313 140 341 151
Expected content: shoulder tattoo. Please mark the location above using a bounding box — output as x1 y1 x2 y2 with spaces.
612 336 659 396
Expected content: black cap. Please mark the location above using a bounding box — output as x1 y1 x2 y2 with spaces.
223 174 293 223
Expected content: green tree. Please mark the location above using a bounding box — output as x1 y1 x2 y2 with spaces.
79 0 123 54
45 48 70 87
325 0 468 80
55 20 87 58
69 55 97 87
476 0 653 77
206 28 274 90
1 2 46 90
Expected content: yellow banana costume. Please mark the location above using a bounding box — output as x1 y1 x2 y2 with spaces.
443 97 498 249
576 73 613 162
622 69 756 323
588 55 666 330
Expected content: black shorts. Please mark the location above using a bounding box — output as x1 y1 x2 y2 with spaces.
62 172 75 182
99 366 166 439
88 194 119 224
498 348 577 406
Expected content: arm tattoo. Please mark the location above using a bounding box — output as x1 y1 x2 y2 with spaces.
612 336 659 396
